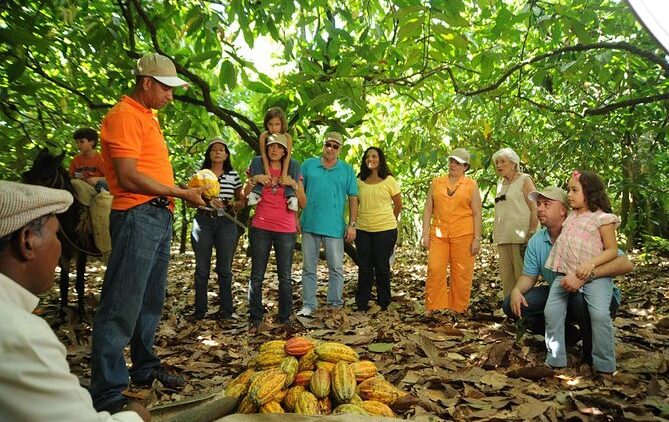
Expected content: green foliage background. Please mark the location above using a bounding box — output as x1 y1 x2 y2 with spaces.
1 0 667 247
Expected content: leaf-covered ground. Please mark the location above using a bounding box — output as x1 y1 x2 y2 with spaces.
41 244 669 421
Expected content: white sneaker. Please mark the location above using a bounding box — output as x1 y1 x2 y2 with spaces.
247 192 262 206
296 307 314 317
287 196 298 211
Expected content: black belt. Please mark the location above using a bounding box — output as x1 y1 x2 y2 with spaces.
149 197 170 208
197 208 230 218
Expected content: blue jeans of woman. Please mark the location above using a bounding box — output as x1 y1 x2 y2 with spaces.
90 202 172 410
355 228 397 310
191 211 239 317
248 226 296 323
544 276 616 372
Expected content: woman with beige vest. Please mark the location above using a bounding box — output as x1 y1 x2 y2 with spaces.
493 148 538 297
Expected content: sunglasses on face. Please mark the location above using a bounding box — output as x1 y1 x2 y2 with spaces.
324 142 340 150
495 194 507 203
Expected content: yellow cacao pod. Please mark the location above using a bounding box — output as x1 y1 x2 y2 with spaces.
314 342 359 363
309 368 331 399
294 390 319 415
350 360 377 383
224 382 247 398
255 350 286 370
316 360 335 373
360 400 395 417
271 388 287 403
237 395 258 414
187 169 220 198
260 400 285 414
356 378 405 405
279 356 299 387
293 370 314 387
284 336 315 356
230 368 255 388
332 403 369 415
332 361 356 403
247 368 287 406
349 394 363 404
283 385 306 411
298 349 318 372
259 340 287 355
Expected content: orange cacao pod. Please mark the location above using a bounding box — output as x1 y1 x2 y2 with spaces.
229 368 255 387
283 385 306 411
309 367 331 399
331 361 356 403
260 400 285 414
298 349 318 372
332 403 369 415
315 342 359 363
237 395 258 414
360 400 394 417
294 390 319 415
317 396 332 414
284 336 315 356
247 368 287 406
293 370 314 387
350 360 377 382
356 378 405 405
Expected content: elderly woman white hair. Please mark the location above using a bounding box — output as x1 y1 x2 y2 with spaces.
492 147 538 297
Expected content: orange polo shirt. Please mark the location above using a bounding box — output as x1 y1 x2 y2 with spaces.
100 95 175 211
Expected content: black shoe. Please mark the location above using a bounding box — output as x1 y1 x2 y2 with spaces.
190 311 206 321
97 397 128 414
134 366 185 389
248 320 261 334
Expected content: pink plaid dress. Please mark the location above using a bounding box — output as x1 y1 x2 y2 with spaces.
545 210 620 275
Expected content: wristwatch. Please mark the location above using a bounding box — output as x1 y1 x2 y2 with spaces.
349 221 357 228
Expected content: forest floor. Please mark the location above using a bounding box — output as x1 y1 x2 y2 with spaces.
41 243 669 421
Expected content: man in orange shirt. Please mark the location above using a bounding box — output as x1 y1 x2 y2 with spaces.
90 53 205 415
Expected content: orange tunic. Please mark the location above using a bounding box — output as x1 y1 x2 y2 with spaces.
425 175 476 312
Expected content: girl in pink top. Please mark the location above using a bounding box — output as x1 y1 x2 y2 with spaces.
544 170 620 374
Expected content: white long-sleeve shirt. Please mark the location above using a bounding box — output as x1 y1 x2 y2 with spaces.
0 273 142 421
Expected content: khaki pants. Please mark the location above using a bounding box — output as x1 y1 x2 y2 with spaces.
425 234 475 312
498 243 523 297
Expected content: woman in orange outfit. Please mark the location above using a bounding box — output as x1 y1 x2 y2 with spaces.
421 148 482 313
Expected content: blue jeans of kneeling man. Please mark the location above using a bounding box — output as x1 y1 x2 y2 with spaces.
90 202 172 410
544 276 616 372
248 227 296 323
300 231 345 310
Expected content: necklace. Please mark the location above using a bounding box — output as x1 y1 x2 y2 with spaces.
446 179 460 197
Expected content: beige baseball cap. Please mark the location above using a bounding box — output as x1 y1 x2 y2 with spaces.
0 181 73 237
324 131 344 145
449 148 471 165
267 133 288 149
528 186 568 206
136 53 189 87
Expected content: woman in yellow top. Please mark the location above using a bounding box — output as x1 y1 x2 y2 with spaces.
422 148 482 313
492 147 538 297
355 147 402 312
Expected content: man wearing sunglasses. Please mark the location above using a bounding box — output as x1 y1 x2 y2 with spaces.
298 132 358 317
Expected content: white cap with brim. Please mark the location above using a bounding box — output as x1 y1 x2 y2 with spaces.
136 53 189 88
449 147 471 165
528 186 568 206
0 181 73 237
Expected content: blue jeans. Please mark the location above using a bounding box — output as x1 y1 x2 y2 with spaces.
544 277 616 372
191 211 239 316
248 227 296 323
502 285 618 364
355 228 397 310
249 156 298 198
90 202 172 410
301 231 345 310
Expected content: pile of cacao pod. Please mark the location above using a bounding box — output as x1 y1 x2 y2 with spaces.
224 337 409 417
187 169 220 198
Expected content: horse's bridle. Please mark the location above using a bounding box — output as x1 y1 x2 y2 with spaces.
49 168 64 189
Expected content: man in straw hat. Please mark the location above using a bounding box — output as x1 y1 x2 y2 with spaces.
90 52 206 413
503 186 632 368
0 181 147 421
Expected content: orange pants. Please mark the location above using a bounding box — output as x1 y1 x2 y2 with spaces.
425 234 475 312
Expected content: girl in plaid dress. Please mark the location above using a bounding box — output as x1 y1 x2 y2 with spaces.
543 170 620 374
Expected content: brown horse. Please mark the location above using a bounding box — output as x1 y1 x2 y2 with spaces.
22 149 100 317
